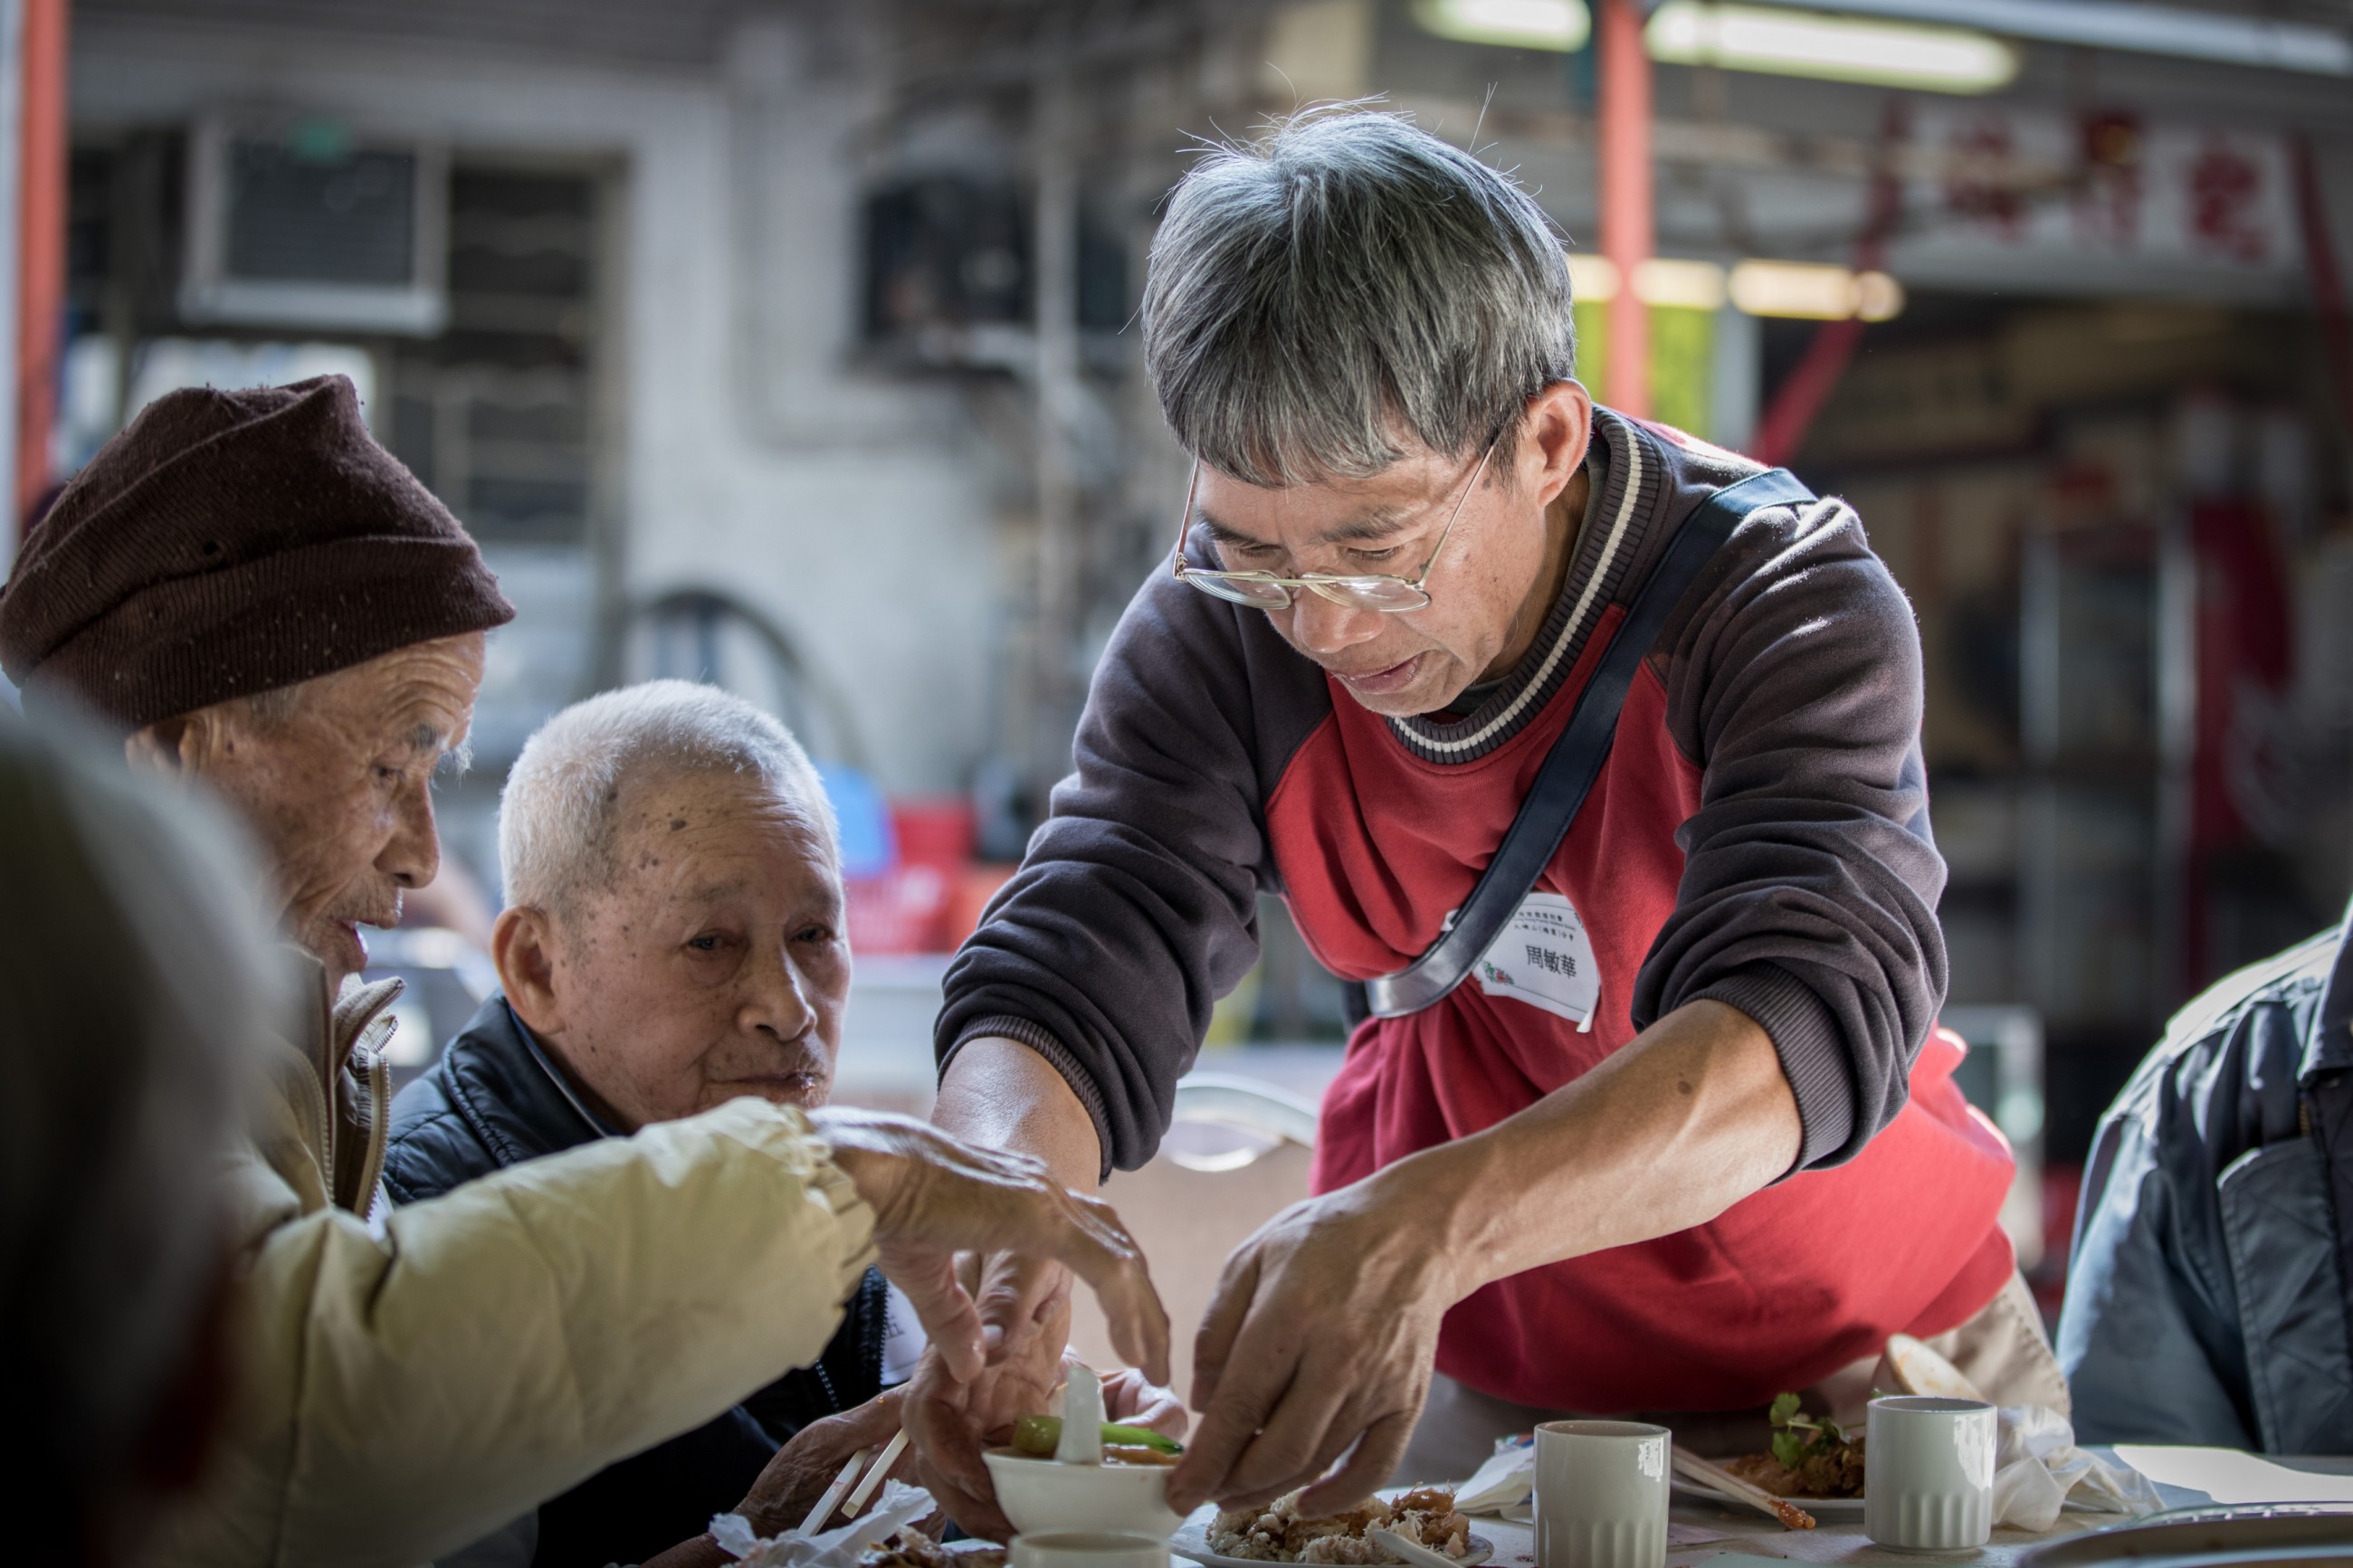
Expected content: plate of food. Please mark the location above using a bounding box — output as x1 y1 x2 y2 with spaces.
860 1536 1007 1567
1671 1394 1867 1518
1174 1487 1491 1566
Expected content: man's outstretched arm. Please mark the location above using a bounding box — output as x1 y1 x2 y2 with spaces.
1167 1000 1798 1519
933 1036 1106 1193
908 1038 1108 1538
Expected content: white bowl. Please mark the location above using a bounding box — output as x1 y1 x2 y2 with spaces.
982 1450 1183 1540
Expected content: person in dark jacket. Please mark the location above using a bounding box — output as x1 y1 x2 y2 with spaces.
2058 899 2353 1453
388 681 1179 1566
385 681 914 1568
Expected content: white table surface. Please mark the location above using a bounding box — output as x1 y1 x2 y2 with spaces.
1446 1450 2353 1567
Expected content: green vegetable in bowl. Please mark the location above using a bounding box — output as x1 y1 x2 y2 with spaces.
1010 1415 1184 1458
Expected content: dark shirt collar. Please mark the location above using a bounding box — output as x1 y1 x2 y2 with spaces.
2310 894 2353 1080
424 993 612 1168
509 1003 624 1139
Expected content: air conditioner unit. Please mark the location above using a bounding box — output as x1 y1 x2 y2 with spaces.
181 114 449 336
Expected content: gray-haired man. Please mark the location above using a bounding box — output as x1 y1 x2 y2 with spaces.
910 109 2048 1532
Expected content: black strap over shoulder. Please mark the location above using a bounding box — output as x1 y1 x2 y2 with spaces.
1361 466 1817 1020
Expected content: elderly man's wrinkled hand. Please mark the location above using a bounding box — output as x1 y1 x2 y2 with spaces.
901 1245 1079 1539
735 1389 912 1537
1102 1361 1188 1440
907 1332 1188 1544
1168 1181 1458 1520
809 1107 1168 1387
902 1293 1067 1544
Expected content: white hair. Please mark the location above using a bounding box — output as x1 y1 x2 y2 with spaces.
498 680 836 918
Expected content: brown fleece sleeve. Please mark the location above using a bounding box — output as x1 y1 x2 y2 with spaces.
935 561 1329 1176
1639 492 1948 1170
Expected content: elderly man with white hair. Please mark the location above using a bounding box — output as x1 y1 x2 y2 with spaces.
0 378 1167 1568
387 680 1182 1568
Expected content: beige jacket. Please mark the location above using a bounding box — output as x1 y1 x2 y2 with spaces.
152 961 878 1568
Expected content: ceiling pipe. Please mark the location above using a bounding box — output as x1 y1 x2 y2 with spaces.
2291 135 2353 441
1750 94 1908 468
1796 0 2352 77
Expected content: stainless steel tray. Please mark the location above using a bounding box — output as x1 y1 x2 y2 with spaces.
2023 1504 2353 1566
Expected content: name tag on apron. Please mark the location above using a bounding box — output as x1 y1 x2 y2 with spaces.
1472 891 1599 1030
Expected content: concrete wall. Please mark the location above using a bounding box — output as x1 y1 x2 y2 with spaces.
69 9 997 794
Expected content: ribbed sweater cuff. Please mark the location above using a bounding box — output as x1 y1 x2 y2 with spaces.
942 1015 1115 1183
1692 963 1854 1174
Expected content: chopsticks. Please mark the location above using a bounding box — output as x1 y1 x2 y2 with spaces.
798 1425 913 1535
1670 1444 1816 1531
798 1451 870 1535
843 1428 911 1517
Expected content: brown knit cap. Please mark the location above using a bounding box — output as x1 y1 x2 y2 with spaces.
0 375 514 733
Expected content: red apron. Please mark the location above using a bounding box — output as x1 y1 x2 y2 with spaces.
1270 609 2015 1412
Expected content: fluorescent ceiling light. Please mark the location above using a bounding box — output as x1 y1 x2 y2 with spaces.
1648 1 2018 93
1800 0 2353 78
1853 271 1902 321
1568 256 1730 309
1413 0 1590 52
1572 255 1900 319
1728 259 1904 320
1567 252 1623 299
1633 258 1727 310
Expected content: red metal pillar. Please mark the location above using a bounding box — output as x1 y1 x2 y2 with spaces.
1752 95 1910 468
2291 133 2353 440
1596 0 1652 419
15 0 68 536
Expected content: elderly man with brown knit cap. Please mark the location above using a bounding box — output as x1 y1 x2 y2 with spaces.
0 375 1167 1568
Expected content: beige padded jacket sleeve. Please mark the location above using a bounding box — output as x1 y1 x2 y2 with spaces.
155 1097 877 1568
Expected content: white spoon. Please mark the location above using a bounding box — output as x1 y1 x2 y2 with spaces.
1055 1362 1106 1466
1369 1526 1460 1567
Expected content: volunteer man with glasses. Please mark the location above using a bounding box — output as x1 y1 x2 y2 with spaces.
909 110 2045 1534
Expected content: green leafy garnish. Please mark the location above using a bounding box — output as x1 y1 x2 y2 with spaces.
1766 1393 1846 1471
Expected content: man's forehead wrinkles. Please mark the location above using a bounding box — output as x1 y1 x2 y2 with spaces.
1197 512 1264 547
1199 505 1414 549
1318 508 1413 543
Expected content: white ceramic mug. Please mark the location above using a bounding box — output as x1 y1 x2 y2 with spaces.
1863 1395 1997 1550
1534 1419 1670 1568
1008 1529 1169 1567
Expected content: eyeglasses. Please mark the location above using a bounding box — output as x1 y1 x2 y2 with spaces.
1169 440 1499 613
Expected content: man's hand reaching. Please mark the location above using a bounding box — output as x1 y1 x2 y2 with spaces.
905 1262 1188 1543
908 1036 1139 1539
1168 1183 1451 1520
903 1245 1072 1540
641 1392 917 1568
808 1107 1168 1386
